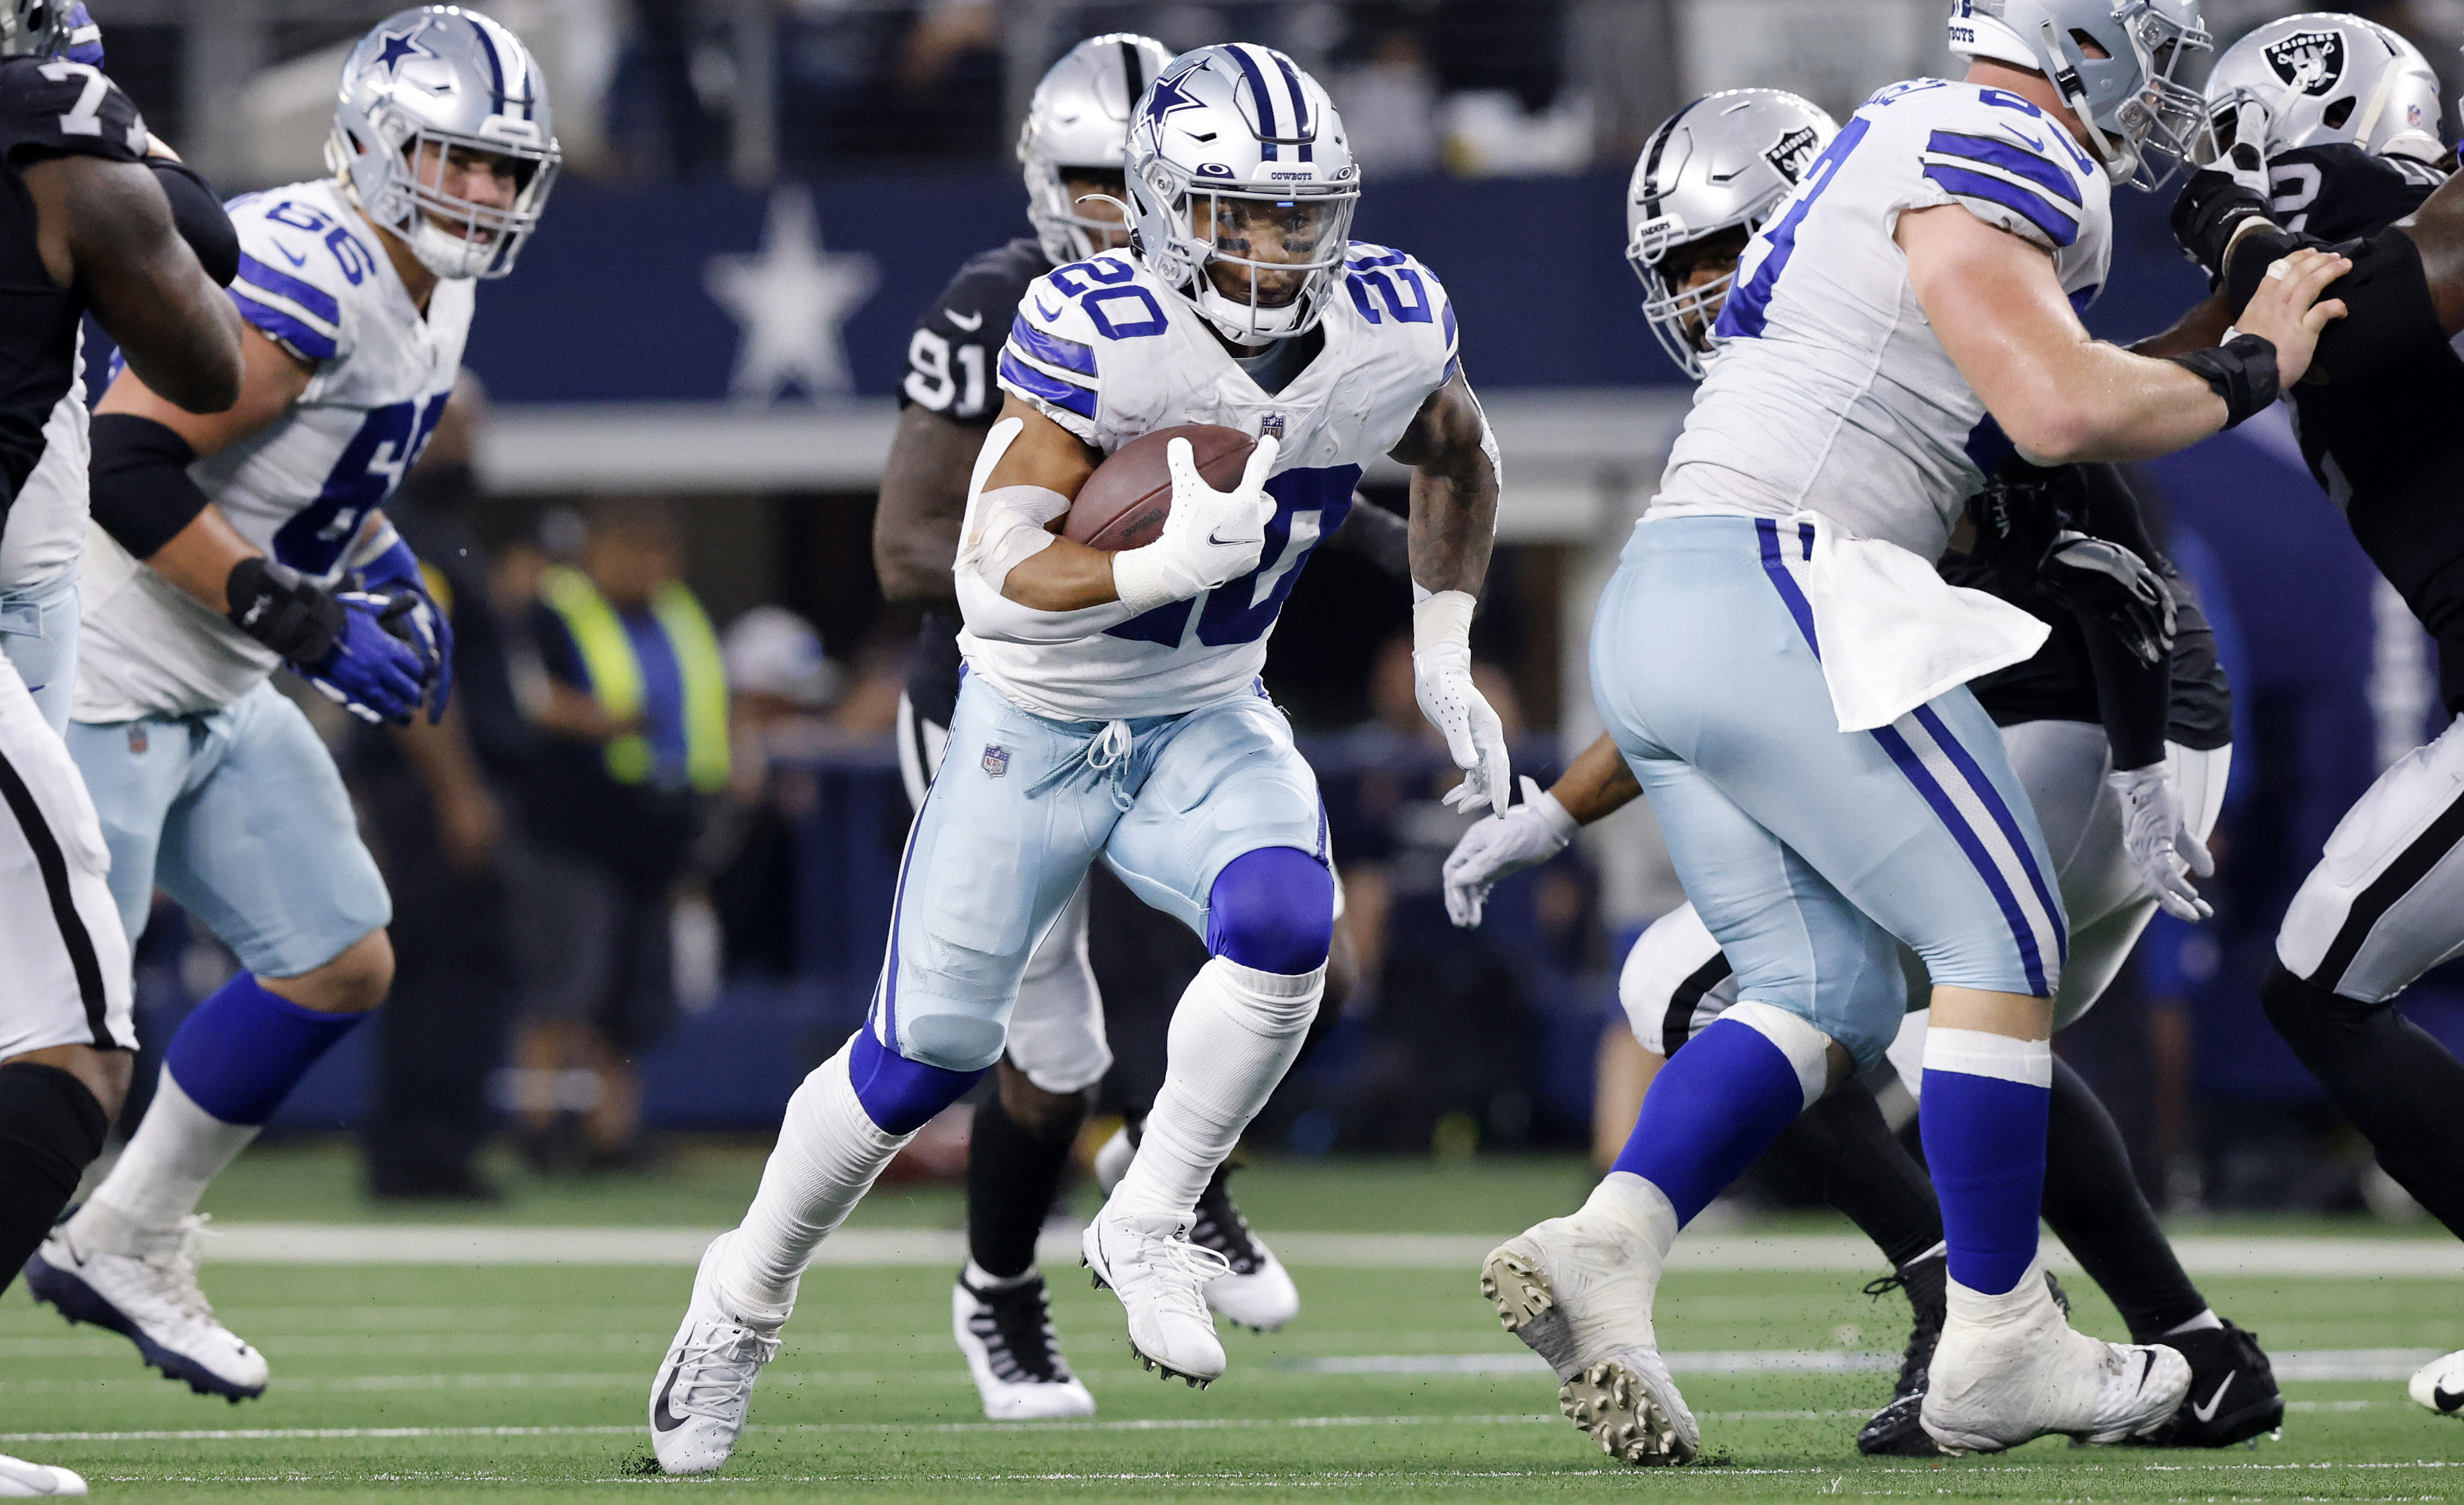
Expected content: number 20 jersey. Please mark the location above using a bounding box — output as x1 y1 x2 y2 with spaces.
75 178 470 722
978 241 1460 722
1654 79 2112 560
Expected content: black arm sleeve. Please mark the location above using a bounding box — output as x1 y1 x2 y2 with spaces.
1324 494 1410 581
87 412 208 560
143 157 236 286
2074 465 2170 771
2223 223 2444 388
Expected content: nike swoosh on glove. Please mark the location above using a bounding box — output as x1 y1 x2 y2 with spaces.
1441 776 1576 927
1110 434 1278 613
304 592 429 726
2108 762 2214 921
355 537 454 722
2039 531 2176 669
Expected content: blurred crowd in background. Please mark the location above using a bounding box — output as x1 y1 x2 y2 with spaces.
84 0 2464 1227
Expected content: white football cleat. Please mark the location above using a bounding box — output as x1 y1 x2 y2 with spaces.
0 1455 85 1497
1091 1124 1135 1193
2409 1349 2464 1417
648 1233 782 1474
24 1211 268 1401
952 1270 1097 1420
1187 1169 1299 1332
1920 1258 2190 1454
1481 1172 1698 1466
1082 1204 1228 1386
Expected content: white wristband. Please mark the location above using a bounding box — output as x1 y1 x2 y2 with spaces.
1412 589 1476 651
1111 545 1175 616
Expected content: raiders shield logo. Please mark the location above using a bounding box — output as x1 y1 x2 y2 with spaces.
1764 126 1820 185
982 744 1009 777
2264 30 2345 96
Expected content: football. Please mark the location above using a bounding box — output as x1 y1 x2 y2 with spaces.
1063 423 1257 552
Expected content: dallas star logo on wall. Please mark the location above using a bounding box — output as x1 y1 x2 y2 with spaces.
704 185 879 404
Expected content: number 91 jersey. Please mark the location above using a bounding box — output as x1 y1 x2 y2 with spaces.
75 177 470 723
973 241 1459 722
1656 79 2111 561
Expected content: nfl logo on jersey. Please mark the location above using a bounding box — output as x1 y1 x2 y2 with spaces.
982 744 1010 777
1260 414 1285 440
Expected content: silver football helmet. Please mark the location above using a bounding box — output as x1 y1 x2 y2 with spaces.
1948 0 2212 190
325 6 560 280
1020 33 1175 265
1124 43 1360 344
2205 14 2442 166
1627 89 1838 380
0 0 66 57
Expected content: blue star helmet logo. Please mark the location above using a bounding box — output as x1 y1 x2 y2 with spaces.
371 20 436 77
1145 63 1206 124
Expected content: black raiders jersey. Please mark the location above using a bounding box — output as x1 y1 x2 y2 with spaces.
1941 464 2232 752
2266 144 2464 711
898 237 1053 729
0 54 146 513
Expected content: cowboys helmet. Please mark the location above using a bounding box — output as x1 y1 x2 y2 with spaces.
2205 14 2442 166
1020 33 1175 265
0 0 67 57
326 6 560 280
1124 43 1360 344
1947 0 2212 190
1627 89 1837 380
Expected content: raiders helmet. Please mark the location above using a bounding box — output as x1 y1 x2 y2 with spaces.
2205 13 2442 166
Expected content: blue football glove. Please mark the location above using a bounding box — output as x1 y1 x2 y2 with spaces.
63 4 102 67
354 534 452 723
303 592 428 726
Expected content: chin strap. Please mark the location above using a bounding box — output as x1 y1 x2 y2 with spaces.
2038 19 2133 182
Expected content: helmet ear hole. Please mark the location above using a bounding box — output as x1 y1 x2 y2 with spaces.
2068 28 2110 61
2322 96 2356 131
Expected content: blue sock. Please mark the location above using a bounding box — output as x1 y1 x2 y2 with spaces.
1920 1028 2051 1296
848 1027 984 1136
162 973 366 1126
1610 1013 1811 1226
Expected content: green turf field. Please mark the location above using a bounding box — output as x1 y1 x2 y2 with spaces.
5 1143 2459 1501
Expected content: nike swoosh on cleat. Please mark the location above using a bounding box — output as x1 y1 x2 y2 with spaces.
2436 1382 2464 1413
946 309 984 331
651 1368 690 1432
2191 1371 2234 1423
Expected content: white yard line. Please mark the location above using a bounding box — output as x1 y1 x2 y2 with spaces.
1290 1348 2449 1381
187 1223 2464 1278
0 1414 1556 1445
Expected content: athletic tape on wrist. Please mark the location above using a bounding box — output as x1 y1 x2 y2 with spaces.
1412 589 1475 651
2166 332 2279 430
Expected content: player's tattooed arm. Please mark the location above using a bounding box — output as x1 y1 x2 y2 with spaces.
1388 372 1498 596
875 404 990 605
1549 733 1642 826
25 153 241 414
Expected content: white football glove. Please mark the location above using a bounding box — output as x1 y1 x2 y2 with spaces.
1111 434 1278 614
1442 776 1576 928
2108 762 2214 921
1413 589 1511 817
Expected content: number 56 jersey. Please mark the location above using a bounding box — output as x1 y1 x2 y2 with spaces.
976 241 1459 722
1656 79 2111 561
75 178 469 723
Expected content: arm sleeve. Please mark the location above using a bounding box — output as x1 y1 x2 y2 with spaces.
1908 109 2094 253
2073 465 2171 771
145 158 236 286
899 255 1028 422
0 56 146 168
88 412 208 560
994 273 1103 443
953 558 1141 644
224 194 358 366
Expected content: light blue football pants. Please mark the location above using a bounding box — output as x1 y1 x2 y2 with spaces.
1591 515 2066 1068
873 673 1328 1074
69 679 392 978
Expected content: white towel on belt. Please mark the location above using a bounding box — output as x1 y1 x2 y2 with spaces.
1791 511 2049 732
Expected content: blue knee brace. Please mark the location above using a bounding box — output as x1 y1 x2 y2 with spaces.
1205 847 1334 976
848 1026 984 1136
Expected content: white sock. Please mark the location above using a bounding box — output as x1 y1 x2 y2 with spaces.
1112 956 1322 1220
712 1040 911 1326
2164 1308 2223 1336
73 1072 259 1247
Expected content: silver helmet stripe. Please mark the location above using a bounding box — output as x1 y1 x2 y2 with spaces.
1119 39 1145 113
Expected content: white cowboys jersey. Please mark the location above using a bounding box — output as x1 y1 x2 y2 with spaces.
75 178 470 722
976 241 1459 721
1654 79 2113 560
